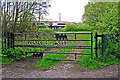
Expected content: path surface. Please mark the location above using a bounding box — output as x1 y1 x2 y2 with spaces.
2 57 119 78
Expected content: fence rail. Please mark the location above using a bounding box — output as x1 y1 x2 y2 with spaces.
3 32 93 61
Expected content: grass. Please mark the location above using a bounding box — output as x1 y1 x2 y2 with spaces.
33 54 68 70
57 31 91 33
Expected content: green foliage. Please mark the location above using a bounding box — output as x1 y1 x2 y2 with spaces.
78 55 118 69
1 1 51 33
82 2 119 34
37 23 46 28
74 32 118 69
78 2 119 69
78 23 91 31
62 23 91 31
63 23 78 31
37 28 55 33
105 35 119 58
2 45 26 64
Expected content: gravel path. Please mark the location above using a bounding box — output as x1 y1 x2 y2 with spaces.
2 57 119 78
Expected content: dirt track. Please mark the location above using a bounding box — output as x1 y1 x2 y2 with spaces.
2 57 119 78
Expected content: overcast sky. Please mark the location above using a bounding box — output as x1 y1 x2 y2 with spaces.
45 0 89 22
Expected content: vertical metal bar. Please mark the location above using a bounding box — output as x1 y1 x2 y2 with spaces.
95 32 98 58
4 32 6 47
7 32 10 48
25 33 26 39
74 53 77 60
12 32 15 49
91 32 93 59
102 34 106 62
74 33 76 39
75 33 77 59
11 32 12 48
102 34 104 62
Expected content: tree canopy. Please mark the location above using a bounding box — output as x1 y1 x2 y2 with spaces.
82 2 119 34
0 0 51 33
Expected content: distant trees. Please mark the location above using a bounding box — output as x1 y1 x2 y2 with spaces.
1 0 51 33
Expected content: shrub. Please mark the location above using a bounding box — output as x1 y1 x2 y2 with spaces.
63 23 78 31
62 23 91 31
2 45 26 61
36 28 55 33
78 24 91 31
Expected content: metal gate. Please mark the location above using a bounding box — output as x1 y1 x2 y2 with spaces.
10 32 93 61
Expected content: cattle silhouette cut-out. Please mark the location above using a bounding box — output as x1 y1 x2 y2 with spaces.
55 34 68 44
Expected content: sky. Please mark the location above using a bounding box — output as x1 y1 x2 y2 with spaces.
45 0 89 23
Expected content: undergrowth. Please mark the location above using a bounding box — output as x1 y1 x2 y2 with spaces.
74 32 118 69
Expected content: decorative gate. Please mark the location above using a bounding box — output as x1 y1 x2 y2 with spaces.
10 32 93 61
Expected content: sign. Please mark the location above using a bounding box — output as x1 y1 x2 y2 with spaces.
32 27 37 31
32 22 37 31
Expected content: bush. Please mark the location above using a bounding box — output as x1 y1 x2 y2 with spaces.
2 45 26 62
62 23 91 31
63 23 78 31
36 28 55 33
78 24 91 31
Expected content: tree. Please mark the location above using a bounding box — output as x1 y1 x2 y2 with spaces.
82 2 119 34
82 2 119 58
1 0 51 33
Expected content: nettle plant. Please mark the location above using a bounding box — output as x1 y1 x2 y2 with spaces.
2 45 26 61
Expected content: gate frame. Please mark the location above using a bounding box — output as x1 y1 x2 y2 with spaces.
94 32 107 62
10 32 93 61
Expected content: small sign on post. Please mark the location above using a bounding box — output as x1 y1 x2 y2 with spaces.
32 22 37 31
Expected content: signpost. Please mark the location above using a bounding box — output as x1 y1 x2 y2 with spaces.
32 22 37 31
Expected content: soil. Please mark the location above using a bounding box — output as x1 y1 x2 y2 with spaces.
2 57 119 78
